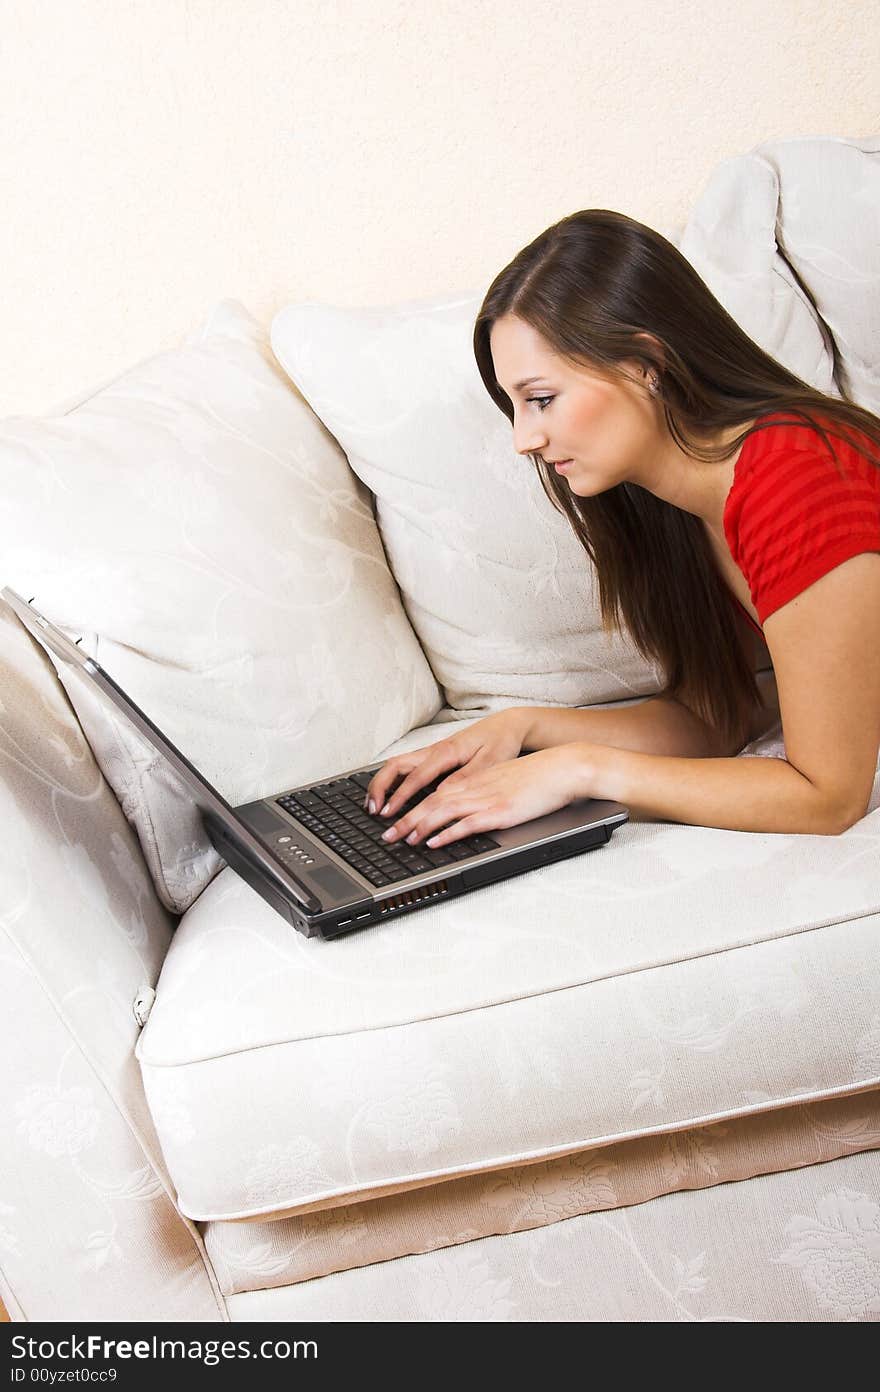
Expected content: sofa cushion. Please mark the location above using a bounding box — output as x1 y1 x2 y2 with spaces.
224 1148 880 1322
0 299 441 913
753 135 880 413
269 293 666 715
203 1088 880 1292
679 152 837 398
135 715 880 1223
680 134 880 414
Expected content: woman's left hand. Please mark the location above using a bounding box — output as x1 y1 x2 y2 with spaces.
377 746 585 848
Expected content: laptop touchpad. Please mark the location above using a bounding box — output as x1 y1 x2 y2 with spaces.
311 863 358 900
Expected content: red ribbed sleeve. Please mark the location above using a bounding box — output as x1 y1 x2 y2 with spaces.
724 425 880 626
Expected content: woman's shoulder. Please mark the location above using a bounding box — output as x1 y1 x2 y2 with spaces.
739 410 878 475
724 408 880 555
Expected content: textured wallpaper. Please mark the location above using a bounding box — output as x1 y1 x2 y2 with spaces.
2 0 879 416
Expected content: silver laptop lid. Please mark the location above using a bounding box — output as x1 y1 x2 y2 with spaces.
1 587 320 913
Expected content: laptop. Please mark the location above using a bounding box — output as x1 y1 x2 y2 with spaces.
3 587 629 940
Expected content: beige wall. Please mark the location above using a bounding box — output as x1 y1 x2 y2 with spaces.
2 0 879 417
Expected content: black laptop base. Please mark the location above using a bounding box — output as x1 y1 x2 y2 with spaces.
205 810 619 941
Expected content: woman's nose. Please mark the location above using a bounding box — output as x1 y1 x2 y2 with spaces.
513 420 547 457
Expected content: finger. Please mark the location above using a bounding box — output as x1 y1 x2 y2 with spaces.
435 752 490 793
379 792 453 844
406 733 492 800
365 749 441 813
363 757 416 812
381 791 479 845
376 749 463 819
424 812 496 848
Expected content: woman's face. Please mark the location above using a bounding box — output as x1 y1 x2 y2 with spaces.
489 314 662 495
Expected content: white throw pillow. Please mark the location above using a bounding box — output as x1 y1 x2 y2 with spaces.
678 133 880 407
750 134 880 413
270 294 664 715
0 300 441 913
679 153 837 397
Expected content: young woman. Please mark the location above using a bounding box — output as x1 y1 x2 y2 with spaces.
364 209 880 844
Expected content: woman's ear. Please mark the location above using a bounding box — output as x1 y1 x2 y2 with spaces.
619 334 666 392
631 331 666 375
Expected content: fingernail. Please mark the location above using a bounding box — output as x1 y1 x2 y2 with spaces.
426 836 439 847
406 831 419 844
380 803 391 816
368 799 376 814
382 827 397 841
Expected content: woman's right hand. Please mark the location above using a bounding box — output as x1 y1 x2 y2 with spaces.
363 707 533 821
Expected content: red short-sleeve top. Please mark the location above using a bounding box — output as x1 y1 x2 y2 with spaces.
722 411 880 635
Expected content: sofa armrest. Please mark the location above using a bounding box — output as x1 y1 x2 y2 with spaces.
0 600 223 1320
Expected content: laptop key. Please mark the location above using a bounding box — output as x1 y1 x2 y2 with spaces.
395 850 432 871
444 841 479 860
407 854 435 872
420 846 456 867
375 866 409 884
469 834 500 852
290 791 323 810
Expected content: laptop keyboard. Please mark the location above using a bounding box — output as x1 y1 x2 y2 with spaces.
276 770 499 887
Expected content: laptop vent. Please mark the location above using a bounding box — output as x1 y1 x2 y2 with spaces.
378 880 449 914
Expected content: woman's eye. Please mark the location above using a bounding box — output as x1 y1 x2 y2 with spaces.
529 396 554 411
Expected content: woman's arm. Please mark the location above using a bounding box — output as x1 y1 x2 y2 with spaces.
519 697 732 759
520 678 779 761
575 554 880 836
382 558 878 847
570 741 852 835
520 615 779 760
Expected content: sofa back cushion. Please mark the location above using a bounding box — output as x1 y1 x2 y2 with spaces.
270 295 666 716
0 300 441 912
680 133 880 413
753 134 880 413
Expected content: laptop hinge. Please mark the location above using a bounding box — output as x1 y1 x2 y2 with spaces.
203 811 323 913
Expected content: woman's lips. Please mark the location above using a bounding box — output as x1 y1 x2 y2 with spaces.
553 459 573 472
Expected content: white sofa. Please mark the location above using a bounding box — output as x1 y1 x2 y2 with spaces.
1 135 879 1323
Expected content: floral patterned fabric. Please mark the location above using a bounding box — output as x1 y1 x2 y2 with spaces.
3 132 880 1319
204 1087 880 1294
135 706 880 1221
681 134 880 415
0 600 224 1321
270 292 666 716
0 299 441 914
226 1147 880 1322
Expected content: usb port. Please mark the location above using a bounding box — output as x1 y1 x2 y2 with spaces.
356 911 371 921
338 917 353 927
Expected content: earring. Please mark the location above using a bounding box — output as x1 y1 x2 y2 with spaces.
648 373 660 394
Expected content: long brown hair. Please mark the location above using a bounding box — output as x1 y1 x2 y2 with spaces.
473 209 880 752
